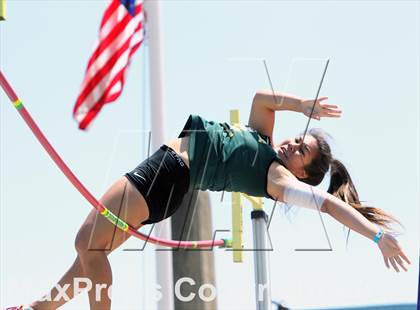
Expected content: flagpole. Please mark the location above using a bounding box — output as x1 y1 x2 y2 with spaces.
143 1 174 309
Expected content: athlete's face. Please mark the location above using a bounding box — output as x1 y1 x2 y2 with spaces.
274 134 319 179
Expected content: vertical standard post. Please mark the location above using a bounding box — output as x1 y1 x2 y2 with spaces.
231 191 243 262
0 0 6 21
230 109 244 263
143 1 173 309
251 210 272 310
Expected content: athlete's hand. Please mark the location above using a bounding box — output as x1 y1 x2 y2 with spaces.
300 97 342 120
378 233 411 272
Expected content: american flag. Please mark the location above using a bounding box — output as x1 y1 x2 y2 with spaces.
73 0 144 130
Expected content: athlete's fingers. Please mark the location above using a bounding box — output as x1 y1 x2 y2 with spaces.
324 108 342 113
394 256 408 272
319 107 341 113
389 257 400 272
323 113 342 118
325 109 342 114
321 104 338 109
322 111 342 116
399 251 411 265
384 257 390 269
322 108 342 114
318 96 329 101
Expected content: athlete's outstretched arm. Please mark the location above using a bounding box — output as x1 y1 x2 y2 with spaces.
272 176 411 272
248 90 341 139
324 190 411 272
253 91 304 113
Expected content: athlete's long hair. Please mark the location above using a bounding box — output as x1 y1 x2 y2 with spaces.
301 129 402 240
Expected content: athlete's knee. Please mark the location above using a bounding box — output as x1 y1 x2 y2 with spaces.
75 224 100 254
75 226 88 254
75 223 113 257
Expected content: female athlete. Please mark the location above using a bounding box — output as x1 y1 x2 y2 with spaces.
9 91 411 310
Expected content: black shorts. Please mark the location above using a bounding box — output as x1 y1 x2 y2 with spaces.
124 145 190 225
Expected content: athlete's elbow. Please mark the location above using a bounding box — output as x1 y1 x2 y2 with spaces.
322 197 339 214
253 92 265 106
320 200 329 213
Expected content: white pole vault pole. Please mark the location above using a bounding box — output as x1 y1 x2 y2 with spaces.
143 1 174 309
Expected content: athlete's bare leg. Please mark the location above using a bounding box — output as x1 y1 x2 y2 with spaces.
30 176 149 310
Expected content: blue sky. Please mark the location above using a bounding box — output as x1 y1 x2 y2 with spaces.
1 1 418 309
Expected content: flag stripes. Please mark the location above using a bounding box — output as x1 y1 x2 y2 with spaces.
73 0 144 130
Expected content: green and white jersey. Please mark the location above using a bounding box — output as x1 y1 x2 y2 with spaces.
178 114 283 198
